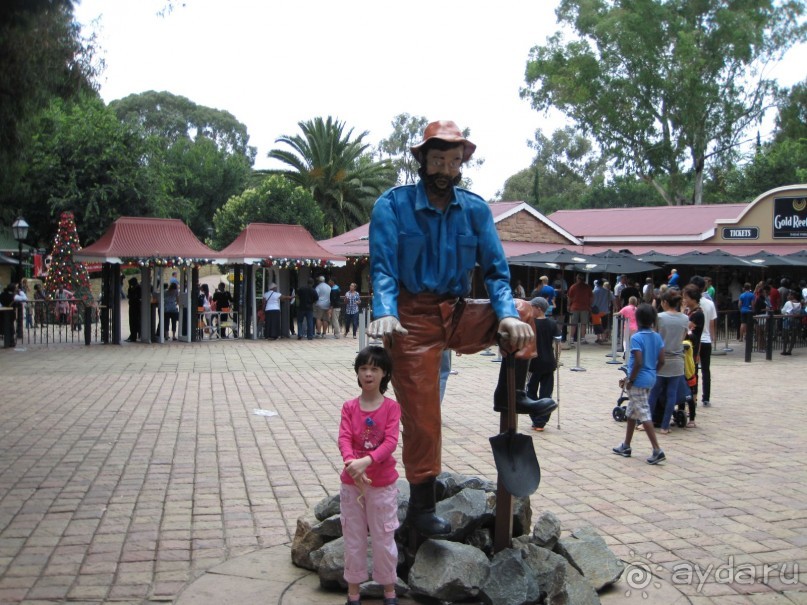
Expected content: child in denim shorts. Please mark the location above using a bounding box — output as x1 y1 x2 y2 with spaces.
612 304 667 465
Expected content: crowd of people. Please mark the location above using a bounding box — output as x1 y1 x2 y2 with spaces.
508 270 805 464
0 279 81 335
514 271 806 356
259 276 367 341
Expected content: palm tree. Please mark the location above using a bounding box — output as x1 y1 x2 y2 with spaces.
268 116 394 236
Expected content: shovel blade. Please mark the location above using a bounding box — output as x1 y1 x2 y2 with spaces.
489 430 541 497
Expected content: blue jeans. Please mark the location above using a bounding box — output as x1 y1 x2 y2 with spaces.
297 309 314 339
649 375 690 429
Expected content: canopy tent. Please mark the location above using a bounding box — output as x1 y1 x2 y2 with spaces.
217 223 346 339
633 250 680 264
76 217 220 345
217 223 346 265
571 249 662 275
507 248 592 267
75 217 219 264
741 250 807 267
670 249 755 267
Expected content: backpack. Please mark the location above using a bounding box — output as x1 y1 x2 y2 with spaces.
683 341 697 388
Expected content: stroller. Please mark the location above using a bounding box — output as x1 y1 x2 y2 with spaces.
612 366 630 422
612 343 692 428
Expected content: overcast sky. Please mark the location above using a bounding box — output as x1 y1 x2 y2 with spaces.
75 1 805 201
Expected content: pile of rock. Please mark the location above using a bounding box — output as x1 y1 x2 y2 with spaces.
292 472 624 604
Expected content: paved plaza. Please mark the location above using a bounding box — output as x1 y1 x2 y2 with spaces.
1 335 805 604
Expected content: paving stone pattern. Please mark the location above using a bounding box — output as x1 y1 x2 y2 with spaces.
0 338 805 604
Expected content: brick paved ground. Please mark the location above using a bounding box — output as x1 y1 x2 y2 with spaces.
1 336 805 604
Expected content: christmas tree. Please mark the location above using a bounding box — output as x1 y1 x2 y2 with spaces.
44 211 94 304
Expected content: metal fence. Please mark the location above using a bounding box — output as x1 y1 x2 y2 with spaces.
2 300 102 347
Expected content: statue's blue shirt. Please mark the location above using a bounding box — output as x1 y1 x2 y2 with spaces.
369 181 517 320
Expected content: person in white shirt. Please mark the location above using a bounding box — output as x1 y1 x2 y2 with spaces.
314 276 331 338
781 291 803 356
262 282 289 340
690 276 716 407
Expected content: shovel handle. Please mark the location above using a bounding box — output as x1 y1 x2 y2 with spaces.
496 336 518 434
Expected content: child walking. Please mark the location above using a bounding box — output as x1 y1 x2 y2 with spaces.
612 303 667 465
339 346 400 605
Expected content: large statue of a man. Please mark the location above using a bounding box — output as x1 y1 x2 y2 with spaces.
368 120 557 536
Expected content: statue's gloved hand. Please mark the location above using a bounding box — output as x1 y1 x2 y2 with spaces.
368 316 409 342
498 317 534 354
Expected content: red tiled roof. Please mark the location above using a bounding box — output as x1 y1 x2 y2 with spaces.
549 204 747 239
319 223 370 257
76 217 217 262
217 223 345 263
319 202 580 257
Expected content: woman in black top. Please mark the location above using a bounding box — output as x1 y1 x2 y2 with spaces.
682 284 704 425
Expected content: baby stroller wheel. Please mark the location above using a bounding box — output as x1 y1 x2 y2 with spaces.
674 410 687 428
613 406 627 422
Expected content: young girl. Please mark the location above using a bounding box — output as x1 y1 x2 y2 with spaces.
618 295 639 359
339 346 400 605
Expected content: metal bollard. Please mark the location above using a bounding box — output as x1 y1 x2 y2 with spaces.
85 306 92 345
720 313 733 353
745 316 753 363
606 314 622 364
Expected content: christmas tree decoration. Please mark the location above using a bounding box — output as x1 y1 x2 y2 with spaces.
44 212 94 304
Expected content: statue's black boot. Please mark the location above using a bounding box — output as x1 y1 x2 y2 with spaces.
407 479 451 536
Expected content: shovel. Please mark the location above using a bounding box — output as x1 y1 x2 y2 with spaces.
489 349 541 497
490 340 541 551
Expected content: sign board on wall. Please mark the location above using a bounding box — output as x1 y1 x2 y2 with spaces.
773 196 807 239
722 227 759 240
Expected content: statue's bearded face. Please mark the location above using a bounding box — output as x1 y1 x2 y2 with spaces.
422 146 463 194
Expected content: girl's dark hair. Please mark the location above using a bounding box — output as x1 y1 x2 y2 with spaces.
683 284 701 303
354 346 393 394
661 288 682 310
635 303 656 329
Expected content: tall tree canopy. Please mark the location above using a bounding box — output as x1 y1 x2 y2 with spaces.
498 126 608 212
715 80 807 200
110 91 255 235
521 0 806 206
210 175 326 250
0 0 100 230
18 95 152 244
774 79 807 144
376 113 429 185
268 116 394 236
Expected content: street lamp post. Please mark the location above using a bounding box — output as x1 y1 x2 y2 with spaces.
11 217 29 284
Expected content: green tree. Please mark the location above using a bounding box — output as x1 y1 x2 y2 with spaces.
17 95 152 244
774 79 807 144
498 126 606 210
578 176 663 210
377 113 429 185
110 91 255 235
210 175 326 249
0 0 101 229
721 138 807 200
521 0 806 206
707 81 807 201
268 116 394 236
